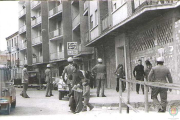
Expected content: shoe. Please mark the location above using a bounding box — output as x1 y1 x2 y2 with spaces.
158 109 166 113
137 92 139 94
46 95 50 97
20 93 23 97
97 94 99 97
82 109 87 112
50 94 54 96
24 96 30 98
89 106 94 111
102 95 106 97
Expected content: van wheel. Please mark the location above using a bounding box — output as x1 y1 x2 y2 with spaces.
11 99 16 108
59 91 62 100
5 103 11 115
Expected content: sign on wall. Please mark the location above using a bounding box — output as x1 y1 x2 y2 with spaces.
67 42 78 55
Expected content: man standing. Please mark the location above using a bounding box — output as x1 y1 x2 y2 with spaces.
133 59 145 94
45 64 53 97
91 58 106 97
62 57 74 93
148 57 173 112
21 64 30 98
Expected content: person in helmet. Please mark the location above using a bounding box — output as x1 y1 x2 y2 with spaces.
62 57 74 93
91 58 106 97
45 64 53 97
20 64 30 98
148 57 173 112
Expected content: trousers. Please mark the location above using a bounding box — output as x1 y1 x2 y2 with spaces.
96 79 105 96
46 83 52 96
151 87 168 111
22 83 29 97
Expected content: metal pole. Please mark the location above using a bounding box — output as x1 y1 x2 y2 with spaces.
144 79 149 112
127 82 130 113
119 78 122 113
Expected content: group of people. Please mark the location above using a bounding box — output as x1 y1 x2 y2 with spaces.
133 57 173 112
20 56 173 113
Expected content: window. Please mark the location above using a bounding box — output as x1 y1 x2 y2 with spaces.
95 10 98 26
59 43 62 52
90 15 93 29
14 38 16 46
12 39 13 47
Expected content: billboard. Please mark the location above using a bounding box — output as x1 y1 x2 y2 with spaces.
67 42 78 55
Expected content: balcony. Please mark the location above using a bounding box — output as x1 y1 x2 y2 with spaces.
32 36 42 46
31 16 42 28
72 14 80 31
19 8 26 18
49 28 63 40
19 25 26 34
20 59 27 66
78 44 82 52
33 56 43 64
49 4 62 19
134 0 178 13
7 46 11 53
101 14 109 32
12 44 19 52
19 42 27 50
50 52 64 61
31 1 41 10
83 1 88 16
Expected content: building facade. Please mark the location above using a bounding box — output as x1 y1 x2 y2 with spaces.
6 31 21 80
17 1 180 93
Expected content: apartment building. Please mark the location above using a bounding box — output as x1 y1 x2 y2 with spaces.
0 51 7 66
84 0 180 91
18 1 180 91
6 31 21 80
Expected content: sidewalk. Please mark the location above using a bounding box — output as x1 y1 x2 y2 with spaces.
89 88 180 110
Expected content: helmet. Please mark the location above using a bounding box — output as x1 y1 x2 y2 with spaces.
24 64 28 68
47 64 51 68
156 57 164 62
97 58 102 63
67 57 73 62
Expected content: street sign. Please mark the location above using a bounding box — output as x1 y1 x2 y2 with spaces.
67 42 78 55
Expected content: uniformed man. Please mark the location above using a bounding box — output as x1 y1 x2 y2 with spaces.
62 57 74 93
133 59 145 94
91 58 106 97
21 64 30 98
45 64 53 97
148 57 173 112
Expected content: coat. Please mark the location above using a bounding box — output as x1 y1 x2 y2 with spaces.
62 64 74 84
91 63 106 80
148 65 173 83
45 68 52 83
22 67 29 83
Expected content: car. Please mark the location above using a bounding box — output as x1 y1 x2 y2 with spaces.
57 76 69 100
0 67 16 115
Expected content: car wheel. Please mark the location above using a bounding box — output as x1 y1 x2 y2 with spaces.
59 91 63 100
11 99 16 108
5 103 11 115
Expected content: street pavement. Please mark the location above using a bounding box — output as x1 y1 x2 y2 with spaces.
0 87 180 120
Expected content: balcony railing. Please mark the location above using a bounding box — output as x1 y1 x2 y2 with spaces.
134 0 178 12
50 52 64 60
19 41 27 50
33 56 43 63
19 25 26 34
84 1 88 11
49 28 62 39
101 14 109 32
19 8 26 18
31 16 42 27
49 4 62 17
31 1 41 9
20 59 27 66
72 14 80 30
32 36 42 45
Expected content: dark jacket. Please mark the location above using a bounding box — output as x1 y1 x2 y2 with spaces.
133 64 144 80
